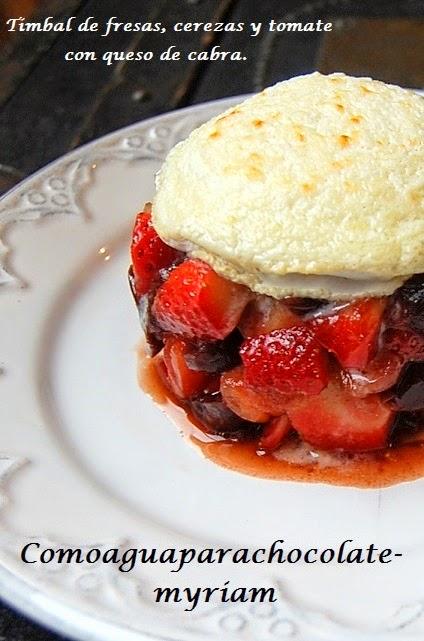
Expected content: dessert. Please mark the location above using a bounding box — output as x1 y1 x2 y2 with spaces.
129 73 424 486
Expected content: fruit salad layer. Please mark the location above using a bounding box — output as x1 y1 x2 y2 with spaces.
129 208 424 456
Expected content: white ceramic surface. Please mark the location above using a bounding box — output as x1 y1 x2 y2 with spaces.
0 97 424 641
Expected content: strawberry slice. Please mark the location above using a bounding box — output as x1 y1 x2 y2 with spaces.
309 298 387 369
238 295 302 337
220 368 270 422
341 327 424 398
286 379 394 451
342 350 403 398
162 337 211 399
131 210 182 297
240 327 329 395
258 415 291 452
220 367 293 422
152 259 251 340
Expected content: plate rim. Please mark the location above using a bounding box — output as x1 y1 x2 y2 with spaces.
0 95 243 641
1 88 423 641
0 93 245 208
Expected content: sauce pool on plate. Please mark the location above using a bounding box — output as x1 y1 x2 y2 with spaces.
138 351 424 489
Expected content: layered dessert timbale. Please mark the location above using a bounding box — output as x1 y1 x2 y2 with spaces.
128 73 424 486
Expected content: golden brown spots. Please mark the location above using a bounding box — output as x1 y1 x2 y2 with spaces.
245 166 264 181
301 182 315 193
241 152 264 181
344 180 357 193
335 103 345 113
331 160 343 170
249 152 263 163
350 115 362 124
252 119 264 128
410 188 423 203
216 109 240 124
208 130 221 139
293 124 305 142
330 77 343 84
338 134 351 148
360 85 373 95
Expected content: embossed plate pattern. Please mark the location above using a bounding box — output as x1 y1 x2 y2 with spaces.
1 97 424 641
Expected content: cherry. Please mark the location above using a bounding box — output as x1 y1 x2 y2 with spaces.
387 274 424 334
394 363 424 412
183 331 242 373
190 391 262 441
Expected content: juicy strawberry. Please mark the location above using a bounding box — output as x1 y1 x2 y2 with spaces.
309 298 387 369
162 337 211 399
342 350 403 398
220 367 293 422
258 415 291 452
131 210 181 296
238 295 302 337
340 327 424 398
220 375 270 423
383 328 424 362
152 259 251 340
240 327 329 395
286 379 394 451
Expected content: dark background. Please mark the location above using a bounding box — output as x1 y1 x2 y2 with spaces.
0 0 422 638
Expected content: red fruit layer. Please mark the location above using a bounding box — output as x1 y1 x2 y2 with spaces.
238 296 301 337
383 328 424 362
240 326 329 395
130 213 423 454
342 350 404 398
220 366 297 422
162 337 211 399
258 415 292 452
153 259 251 340
309 298 387 369
286 378 395 451
131 211 182 297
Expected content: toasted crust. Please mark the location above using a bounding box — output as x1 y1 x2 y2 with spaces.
153 73 424 299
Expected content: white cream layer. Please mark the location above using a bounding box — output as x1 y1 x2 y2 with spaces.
166 238 408 299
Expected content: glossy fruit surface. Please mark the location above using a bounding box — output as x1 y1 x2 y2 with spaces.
394 363 424 412
182 331 242 373
131 211 182 297
286 379 394 451
310 298 386 369
238 296 301 337
388 274 424 334
129 212 423 455
342 350 404 397
162 337 211 399
190 391 262 441
383 328 424 362
153 259 251 340
240 327 329 395
258 415 291 452
220 366 299 421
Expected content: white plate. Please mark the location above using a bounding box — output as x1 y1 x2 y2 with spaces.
1 97 424 641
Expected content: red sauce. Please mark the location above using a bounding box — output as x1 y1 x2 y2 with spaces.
138 351 424 488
